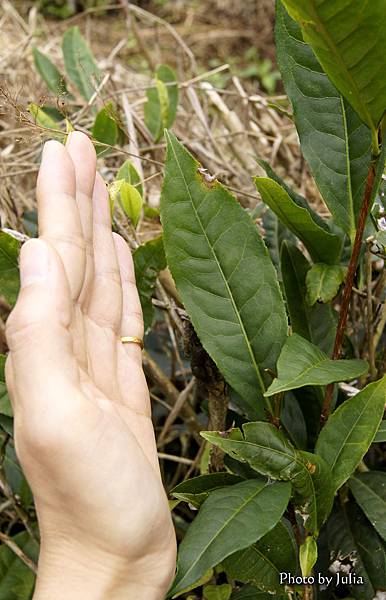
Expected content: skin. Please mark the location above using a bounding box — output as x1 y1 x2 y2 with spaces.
5 132 177 600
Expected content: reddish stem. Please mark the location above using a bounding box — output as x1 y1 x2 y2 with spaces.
320 159 377 424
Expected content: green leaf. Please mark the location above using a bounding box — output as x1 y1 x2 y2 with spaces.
374 420 386 443
299 536 317 577
279 0 386 139
4 440 33 508
306 263 346 305
169 479 291 596
254 177 342 264
281 392 308 450
145 64 179 141
171 473 243 508
231 588 284 600
0 531 38 600
28 104 64 141
92 102 118 154
171 568 213 599
0 232 20 306
0 355 12 417
133 236 166 333
119 182 143 229
261 208 296 270
202 422 334 533
258 158 333 233
275 1 373 241
316 377 386 491
62 26 100 100
280 242 336 354
349 472 386 543
32 46 70 96
327 501 386 600
116 160 143 198
265 334 367 396
203 584 232 600
223 519 297 594
161 132 288 420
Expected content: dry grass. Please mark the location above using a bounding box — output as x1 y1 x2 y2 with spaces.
0 0 325 234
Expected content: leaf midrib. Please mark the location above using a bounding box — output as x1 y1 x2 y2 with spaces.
207 434 317 525
176 482 270 590
269 353 365 395
328 383 382 474
167 133 266 394
304 0 374 130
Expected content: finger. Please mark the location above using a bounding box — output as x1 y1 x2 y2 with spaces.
37 140 85 301
85 174 122 399
65 132 96 306
5 239 79 417
86 173 122 331
113 233 144 365
113 233 151 418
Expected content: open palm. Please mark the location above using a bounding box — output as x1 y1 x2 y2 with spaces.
5 133 176 597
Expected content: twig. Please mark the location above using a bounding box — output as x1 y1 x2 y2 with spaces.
321 158 378 423
0 531 37 573
157 453 193 465
157 377 196 448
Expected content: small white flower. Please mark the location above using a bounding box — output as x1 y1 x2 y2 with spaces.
378 217 386 231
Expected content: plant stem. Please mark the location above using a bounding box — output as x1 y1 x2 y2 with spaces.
366 242 377 379
320 157 377 424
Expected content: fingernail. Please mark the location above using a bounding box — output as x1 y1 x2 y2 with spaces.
20 239 49 287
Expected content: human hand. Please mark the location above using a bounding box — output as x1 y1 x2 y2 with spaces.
5 132 176 600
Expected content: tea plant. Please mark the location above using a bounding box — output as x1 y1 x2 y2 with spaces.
0 1 386 599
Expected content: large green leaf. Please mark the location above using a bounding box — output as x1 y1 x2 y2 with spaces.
0 232 20 306
374 420 386 443
275 1 373 241
279 0 386 138
254 178 341 264
0 531 38 600
316 377 386 491
32 46 70 97
265 334 367 396
0 355 12 417
349 472 386 543
169 479 291 596
223 519 297 594
202 422 334 533
145 65 179 142
306 263 346 305
327 501 386 600
133 235 166 333
280 242 336 354
171 473 243 508
161 132 288 419
62 26 100 100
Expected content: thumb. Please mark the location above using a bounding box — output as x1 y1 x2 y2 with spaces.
5 238 78 411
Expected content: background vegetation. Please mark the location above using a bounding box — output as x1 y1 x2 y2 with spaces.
0 1 385 599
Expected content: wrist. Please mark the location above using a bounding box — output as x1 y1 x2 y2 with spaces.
33 538 173 600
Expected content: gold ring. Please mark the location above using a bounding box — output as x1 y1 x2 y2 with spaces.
120 336 144 350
